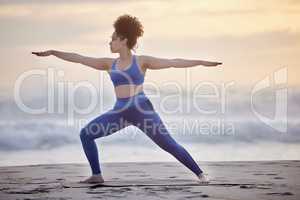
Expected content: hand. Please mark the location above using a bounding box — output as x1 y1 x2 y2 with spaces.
32 50 53 57
205 61 223 67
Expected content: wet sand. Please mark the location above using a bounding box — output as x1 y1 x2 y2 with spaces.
0 160 299 199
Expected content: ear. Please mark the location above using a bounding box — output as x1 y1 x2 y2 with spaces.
121 37 128 46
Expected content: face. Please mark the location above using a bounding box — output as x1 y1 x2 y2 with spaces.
109 31 128 53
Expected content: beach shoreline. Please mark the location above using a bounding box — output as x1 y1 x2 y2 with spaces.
1 160 299 199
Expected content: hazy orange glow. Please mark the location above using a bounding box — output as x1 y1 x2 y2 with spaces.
0 0 299 95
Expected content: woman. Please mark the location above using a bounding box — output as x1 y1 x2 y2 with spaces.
32 14 222 184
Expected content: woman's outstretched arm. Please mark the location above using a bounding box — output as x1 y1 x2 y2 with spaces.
32 50 111 71
141 55 222 70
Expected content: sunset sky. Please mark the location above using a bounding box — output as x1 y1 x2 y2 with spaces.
0 0 300 165
0 0 299 97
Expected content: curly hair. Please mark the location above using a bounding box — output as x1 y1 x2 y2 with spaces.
113 14 144 51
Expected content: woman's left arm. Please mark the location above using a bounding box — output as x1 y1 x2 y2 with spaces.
141 55 222 70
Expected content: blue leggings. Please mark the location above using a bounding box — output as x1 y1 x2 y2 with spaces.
80 91 203 176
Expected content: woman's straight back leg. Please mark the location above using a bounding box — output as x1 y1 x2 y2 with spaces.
130 100 203 176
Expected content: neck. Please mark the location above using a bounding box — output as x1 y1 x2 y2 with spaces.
119 49 132 61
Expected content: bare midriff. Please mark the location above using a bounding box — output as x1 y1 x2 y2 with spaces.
114 84 144 98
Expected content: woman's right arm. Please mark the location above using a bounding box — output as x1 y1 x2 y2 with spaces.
32 50 111 71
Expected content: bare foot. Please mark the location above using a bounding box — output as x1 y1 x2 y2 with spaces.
197 173 210 185
79 174 105 184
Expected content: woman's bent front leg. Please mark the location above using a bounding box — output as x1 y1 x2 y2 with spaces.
80 109 129 175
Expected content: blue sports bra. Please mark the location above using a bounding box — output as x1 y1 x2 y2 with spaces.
109 55 145 87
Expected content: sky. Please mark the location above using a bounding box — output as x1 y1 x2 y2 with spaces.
0 0 300 97
0 0 300 165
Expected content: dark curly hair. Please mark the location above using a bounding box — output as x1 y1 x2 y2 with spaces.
113 14 144 51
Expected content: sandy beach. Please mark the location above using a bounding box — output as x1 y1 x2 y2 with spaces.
0 160 299 199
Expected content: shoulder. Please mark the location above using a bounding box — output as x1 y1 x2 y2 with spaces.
137 54 150 62
136 54 151 70
104 57 116 66
136 55 174 70
102 57 116 70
